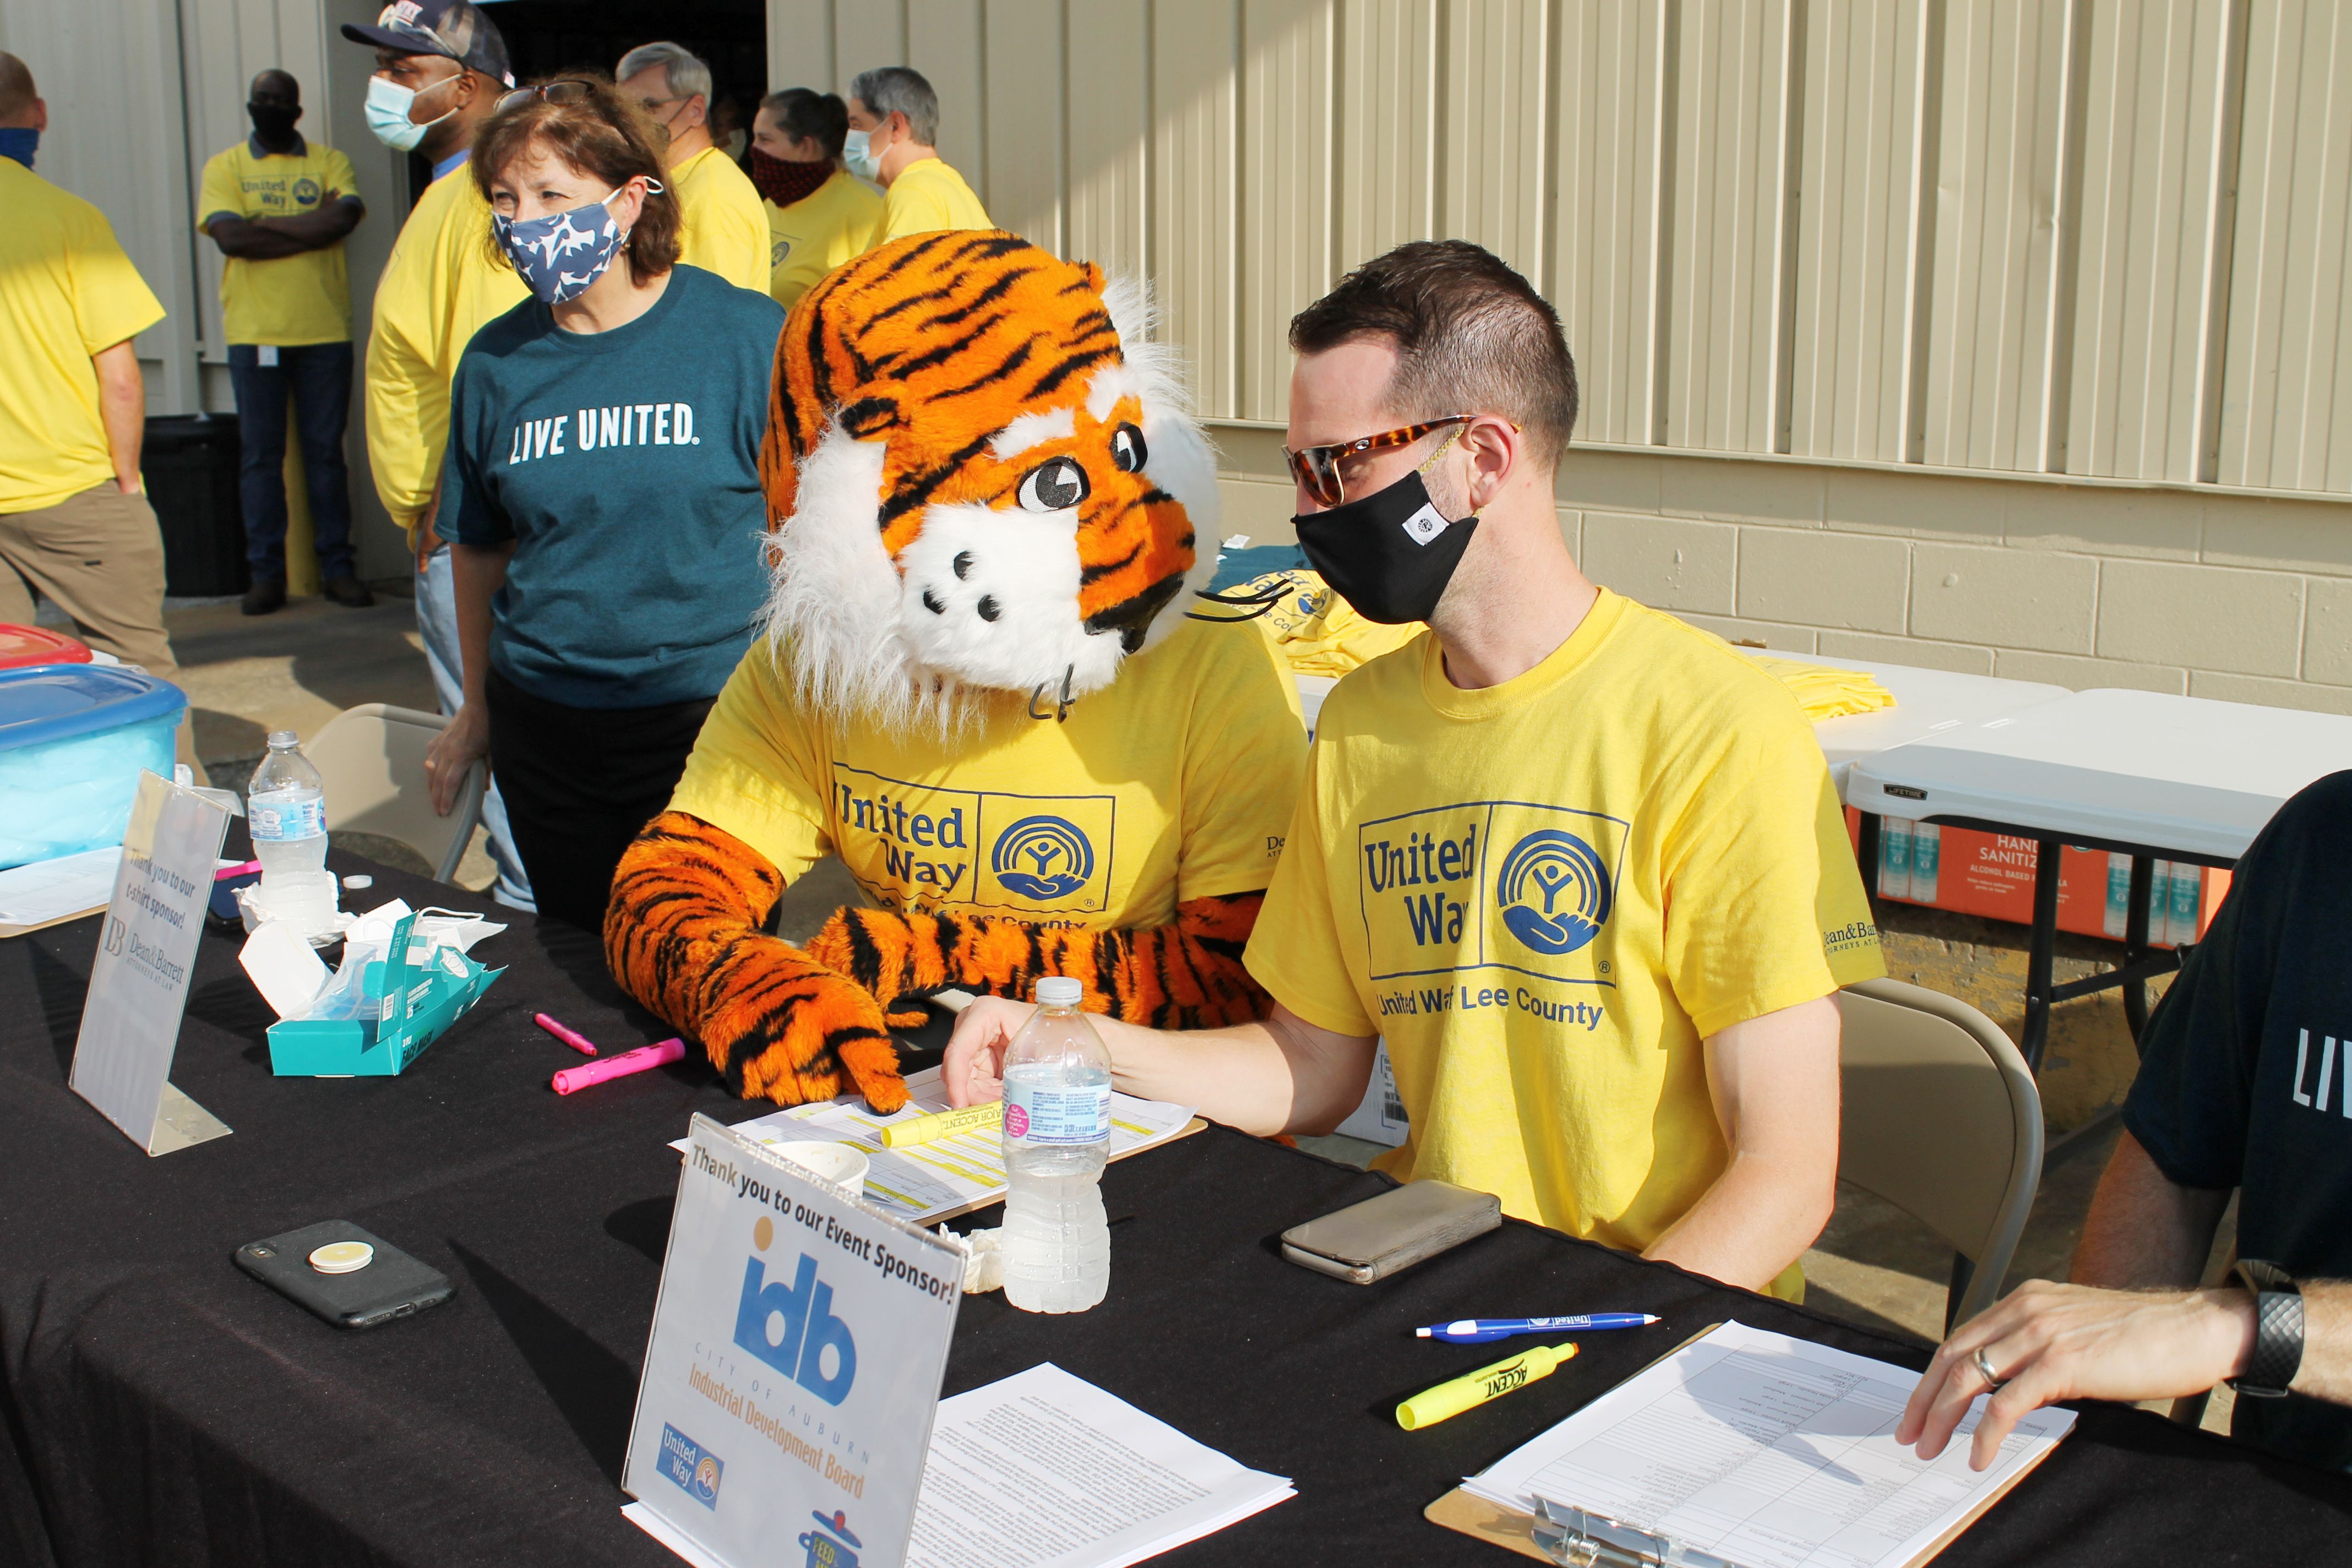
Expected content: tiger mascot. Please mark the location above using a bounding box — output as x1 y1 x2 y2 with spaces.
604 231 1306 1110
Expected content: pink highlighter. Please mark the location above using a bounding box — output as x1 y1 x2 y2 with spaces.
551 1037 685 1096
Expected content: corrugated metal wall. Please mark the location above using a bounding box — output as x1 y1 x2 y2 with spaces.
774 0 2352 500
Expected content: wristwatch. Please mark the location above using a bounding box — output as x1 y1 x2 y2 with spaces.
2228 1259 2304 1399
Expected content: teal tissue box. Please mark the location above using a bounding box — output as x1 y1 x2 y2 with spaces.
266 912 503 1076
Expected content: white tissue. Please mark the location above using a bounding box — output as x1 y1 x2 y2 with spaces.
937 1224 1005 1294
238 920 332 1019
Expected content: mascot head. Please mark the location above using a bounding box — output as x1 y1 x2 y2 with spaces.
759 230 1219 732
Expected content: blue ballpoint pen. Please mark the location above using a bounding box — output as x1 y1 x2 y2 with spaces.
1415 1314 1660 1344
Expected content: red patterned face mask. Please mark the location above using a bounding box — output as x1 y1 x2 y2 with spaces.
750 149 831 209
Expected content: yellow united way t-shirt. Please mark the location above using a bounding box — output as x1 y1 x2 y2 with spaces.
196 137 361 345
671 616 1306 925
669 144 772 294
766 171 882 310
0 160 167 512
1246 591 1883 1299
875 156 991 243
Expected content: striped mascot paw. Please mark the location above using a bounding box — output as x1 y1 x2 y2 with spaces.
698 946 910 1114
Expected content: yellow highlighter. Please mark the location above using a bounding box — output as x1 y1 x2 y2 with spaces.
879 1101 1004 1149
1396 1342 1578 1431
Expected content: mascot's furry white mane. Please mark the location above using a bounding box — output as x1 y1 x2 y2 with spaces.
756 238 1220 738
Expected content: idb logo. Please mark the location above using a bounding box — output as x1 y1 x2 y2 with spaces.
656 1423 723 1510
798 1509 863 1567
734 1218 858 1405
990 814 1094 900
1495 830 1613 955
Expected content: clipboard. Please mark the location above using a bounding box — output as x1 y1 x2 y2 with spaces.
1422 1322 2068 1568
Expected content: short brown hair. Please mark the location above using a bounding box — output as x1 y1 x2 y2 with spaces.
0 52 36 123
473 75 680 279
1289 240 1579 467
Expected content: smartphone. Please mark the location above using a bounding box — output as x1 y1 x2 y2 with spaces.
207 869 260 931
233 1221 454 1330
1280 1179 1501 1284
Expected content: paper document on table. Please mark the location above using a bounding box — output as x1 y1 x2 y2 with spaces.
1464 1321 2072 1568
670 1067 1197 1226
908 1362 1292 1568
0 848 123 934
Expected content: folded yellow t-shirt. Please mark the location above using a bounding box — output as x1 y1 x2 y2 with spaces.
1746 654 1896 721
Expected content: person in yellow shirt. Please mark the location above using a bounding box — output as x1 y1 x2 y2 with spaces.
603 233 1304 1111
616 42 767 293
844 67 991 242
342 0 534 910
198 69 371 617
0 51 202 780
946 241 1884 1300
748 88 880 311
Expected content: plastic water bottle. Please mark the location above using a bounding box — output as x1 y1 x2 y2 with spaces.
1000 977 1112 1314
247 731 334 933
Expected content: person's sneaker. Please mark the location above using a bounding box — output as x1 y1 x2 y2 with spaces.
241 578 287 616
323 575 375 608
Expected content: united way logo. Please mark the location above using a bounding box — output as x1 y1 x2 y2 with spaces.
1494 830 1613 955
656 1423 723 1509
990 814 1094 900
292 176 321 206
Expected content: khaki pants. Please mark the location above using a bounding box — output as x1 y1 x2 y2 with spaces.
0 482 205 783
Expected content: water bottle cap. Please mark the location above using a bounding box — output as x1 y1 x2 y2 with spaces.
267 729 298 748
1035 977 1082 1007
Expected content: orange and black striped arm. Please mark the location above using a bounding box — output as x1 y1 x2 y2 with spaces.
803 893 1273 1030
605 812 909 1112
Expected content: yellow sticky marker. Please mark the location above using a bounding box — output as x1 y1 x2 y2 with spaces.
879 1101 1004 1149
1396 1342 1578 1431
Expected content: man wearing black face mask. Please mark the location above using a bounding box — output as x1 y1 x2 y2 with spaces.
199 70 370 615
950 241 1883 1300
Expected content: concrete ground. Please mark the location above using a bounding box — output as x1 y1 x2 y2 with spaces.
153 583 2229 1433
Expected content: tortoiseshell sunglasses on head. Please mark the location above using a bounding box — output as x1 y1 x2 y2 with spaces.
1283 415 1476 508
497 79 596 115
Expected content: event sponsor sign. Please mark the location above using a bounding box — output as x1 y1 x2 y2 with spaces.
624 1114 963 1568
69 770 233 1155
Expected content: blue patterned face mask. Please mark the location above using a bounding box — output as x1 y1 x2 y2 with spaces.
491 181 658 304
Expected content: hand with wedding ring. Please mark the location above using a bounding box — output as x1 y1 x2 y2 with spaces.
1897 1279 2257 1471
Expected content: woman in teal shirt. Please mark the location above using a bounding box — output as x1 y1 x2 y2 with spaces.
423 78 786 929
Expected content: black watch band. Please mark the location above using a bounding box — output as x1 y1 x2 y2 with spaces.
2229 1259 2304 1400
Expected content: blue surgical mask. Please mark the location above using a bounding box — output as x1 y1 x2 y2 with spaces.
493 186 652 304
0 127 37 169
842 126 880 182
364 73 452 153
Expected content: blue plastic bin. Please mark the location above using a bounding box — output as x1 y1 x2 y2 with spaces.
0 665 188 868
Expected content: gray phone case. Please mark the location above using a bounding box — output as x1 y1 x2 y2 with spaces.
1279 1179 1501 1284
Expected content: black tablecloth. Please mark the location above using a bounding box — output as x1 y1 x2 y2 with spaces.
4 852 2350 1567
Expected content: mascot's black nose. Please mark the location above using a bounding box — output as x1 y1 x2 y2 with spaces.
1083 574 1184 654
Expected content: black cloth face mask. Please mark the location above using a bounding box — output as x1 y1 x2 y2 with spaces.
1291 466 1478 625
248 102 301 144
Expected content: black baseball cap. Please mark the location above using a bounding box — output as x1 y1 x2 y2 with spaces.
340 1 514 87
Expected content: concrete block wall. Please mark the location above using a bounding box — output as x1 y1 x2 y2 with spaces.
1209 426 2352 716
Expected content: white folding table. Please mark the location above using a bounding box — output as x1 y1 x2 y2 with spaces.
1776 656 2071 791
1848 688 2352 1070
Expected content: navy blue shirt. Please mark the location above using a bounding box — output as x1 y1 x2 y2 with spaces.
2124 770 2352 1469
442 264 784 709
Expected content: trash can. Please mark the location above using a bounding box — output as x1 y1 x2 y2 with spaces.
143 413 248 596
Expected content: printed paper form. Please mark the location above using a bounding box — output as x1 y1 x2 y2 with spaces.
670 1067 1197 1226
0 848 123 932
1465 1321 2073 1568
907 1363 1293 1568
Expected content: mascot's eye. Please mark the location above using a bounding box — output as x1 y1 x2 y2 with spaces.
1016 456 1090 513
1110 423 1147 473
